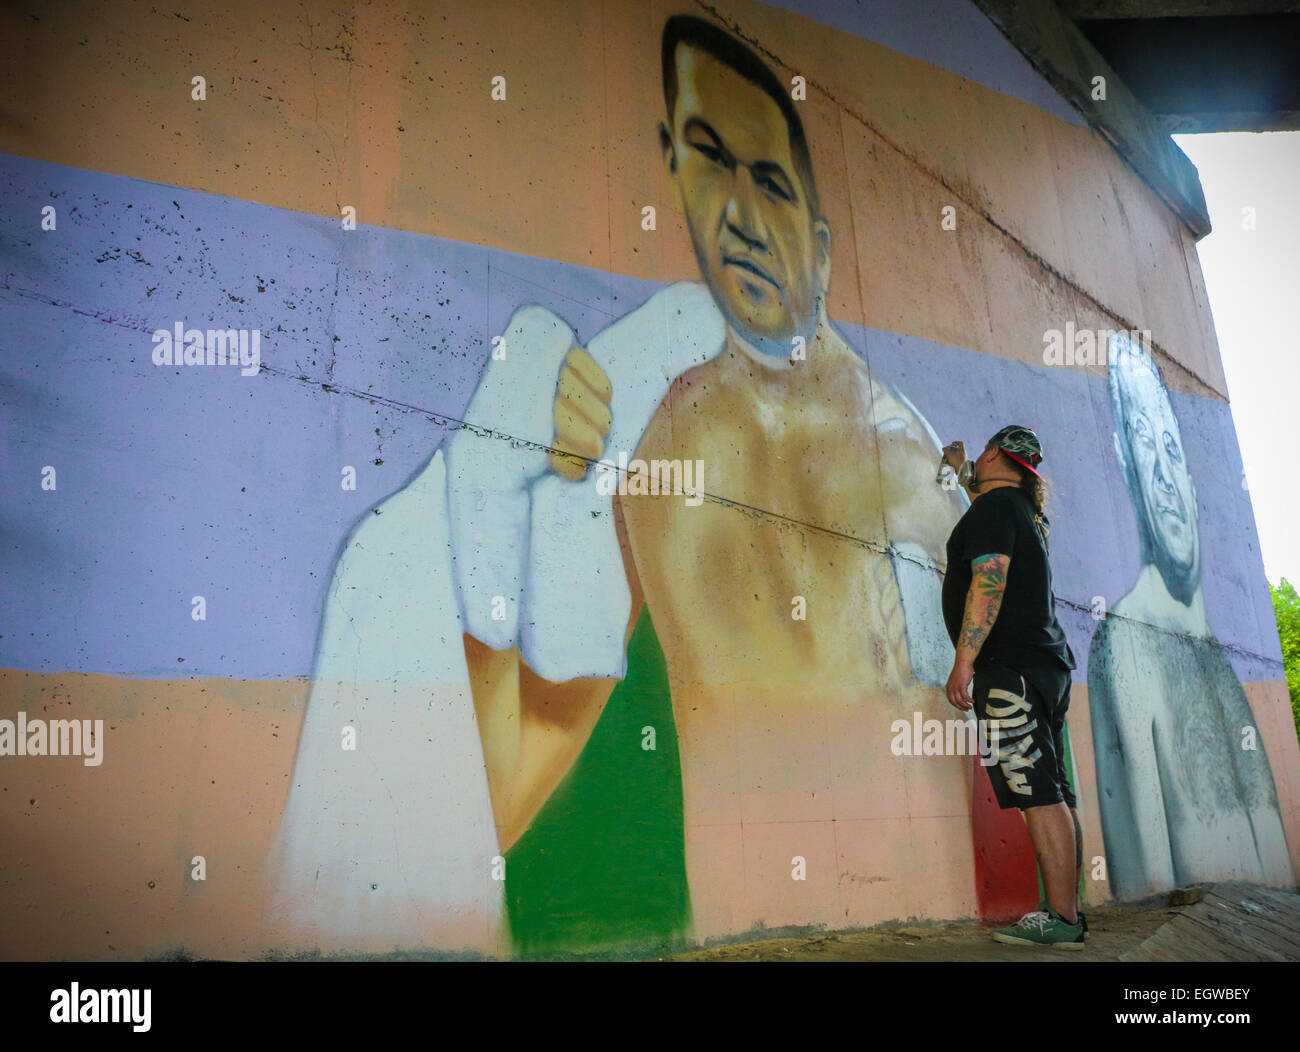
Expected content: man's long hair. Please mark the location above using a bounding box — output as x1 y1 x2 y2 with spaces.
1008 457 1051 550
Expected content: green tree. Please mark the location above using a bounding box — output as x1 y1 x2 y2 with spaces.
1270 577 1300 744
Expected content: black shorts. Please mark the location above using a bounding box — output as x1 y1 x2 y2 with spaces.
973 662 1077 810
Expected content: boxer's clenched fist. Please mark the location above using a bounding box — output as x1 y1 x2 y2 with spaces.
549 344 613 481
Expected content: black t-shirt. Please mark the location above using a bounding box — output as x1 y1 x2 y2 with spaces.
941 486 1076 672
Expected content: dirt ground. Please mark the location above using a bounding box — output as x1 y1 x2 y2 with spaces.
668 902 1180 961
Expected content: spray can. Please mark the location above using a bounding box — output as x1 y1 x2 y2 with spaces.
936 455 975 490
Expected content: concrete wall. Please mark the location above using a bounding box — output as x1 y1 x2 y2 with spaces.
0 0 1295 959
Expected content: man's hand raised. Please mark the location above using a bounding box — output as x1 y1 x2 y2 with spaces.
549 344 613 481
942 440 966 472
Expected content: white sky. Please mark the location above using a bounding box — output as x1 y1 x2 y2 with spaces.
1172 131 1300 589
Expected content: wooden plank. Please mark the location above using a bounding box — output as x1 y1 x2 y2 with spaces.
1179 909 1293 962
1160 916 1253 961
1222 886 1300 936
1200 891 1300 957
1123 922 1223 963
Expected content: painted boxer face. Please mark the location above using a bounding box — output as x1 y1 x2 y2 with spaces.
662 43 830 357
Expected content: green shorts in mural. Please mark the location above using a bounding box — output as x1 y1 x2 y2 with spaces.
974 663 1076 811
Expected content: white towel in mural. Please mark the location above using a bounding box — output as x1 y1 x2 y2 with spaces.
267 282 726 953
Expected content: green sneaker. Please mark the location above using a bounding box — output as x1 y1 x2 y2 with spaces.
1037 900 1088 933
992 906 1086 949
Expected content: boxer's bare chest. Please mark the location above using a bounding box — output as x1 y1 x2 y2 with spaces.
619 354 909 684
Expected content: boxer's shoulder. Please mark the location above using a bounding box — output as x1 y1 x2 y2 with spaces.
865 374 912 426
663 347 746 403
867 377 941 455
813 355 919 445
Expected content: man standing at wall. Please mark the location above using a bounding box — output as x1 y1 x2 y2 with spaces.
941 427 1085 948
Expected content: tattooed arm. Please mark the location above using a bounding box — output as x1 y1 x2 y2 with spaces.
945 553 1010 710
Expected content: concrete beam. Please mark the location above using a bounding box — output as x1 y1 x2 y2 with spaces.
1059 1 1300 17
1077 15 1300 133
972 0 1212 238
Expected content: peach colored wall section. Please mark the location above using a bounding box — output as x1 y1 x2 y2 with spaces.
0 671 302 960
0 0 1223 397
1247 680 1300 882
2 0 1293 959
4 672 1291 957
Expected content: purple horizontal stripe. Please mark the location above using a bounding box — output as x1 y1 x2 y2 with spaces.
0 155 1280 681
